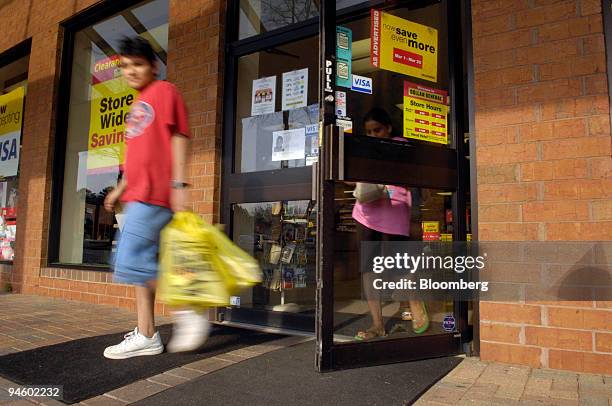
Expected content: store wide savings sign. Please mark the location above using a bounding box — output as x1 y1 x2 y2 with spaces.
88 55 137 173
371 9 438 82
0 87 25 177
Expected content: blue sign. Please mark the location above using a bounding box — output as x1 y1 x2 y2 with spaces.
443 314 456 332
351 74 372 94
336 26 352 88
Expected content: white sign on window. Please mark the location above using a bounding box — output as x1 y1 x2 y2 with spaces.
282 68 308 111
272 128 306 161
251 75 276 116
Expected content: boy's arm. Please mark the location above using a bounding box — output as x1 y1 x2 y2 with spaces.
170 133 190 212
104 178 127 212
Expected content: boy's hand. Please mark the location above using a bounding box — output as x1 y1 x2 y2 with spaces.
170 188 187 213
104 188 121 212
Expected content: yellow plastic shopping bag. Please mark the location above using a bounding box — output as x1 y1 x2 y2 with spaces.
158 212 262 307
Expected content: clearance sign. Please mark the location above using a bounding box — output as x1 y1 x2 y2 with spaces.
403 81 449 145
0 87 25 177
371 9 438 82
87 55 137 173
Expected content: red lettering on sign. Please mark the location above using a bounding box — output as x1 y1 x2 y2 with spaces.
415 128 430 134
432 131 445 137
432 122 445 128
415 110 429 116
415 119 429 125
393 48 423 69
432 113 444 119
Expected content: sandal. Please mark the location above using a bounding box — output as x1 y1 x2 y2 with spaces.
354 326 386 341
412 302 430 334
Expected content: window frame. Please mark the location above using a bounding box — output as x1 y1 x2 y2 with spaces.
48 0 164 270
0 39 31 265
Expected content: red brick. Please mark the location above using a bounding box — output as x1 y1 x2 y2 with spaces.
106 284 127 298
478 164 519 183
520 161 553 181
516 38 580 65
545 221 612 240
480 342 542 368
480 323 522 344
474 29 532 55
580 0 601 16
589 157 612 178
474 50 516 73
517 3 577 29
477 143 538 164
480 302 542 324
547 307 611 330
476 105 537 127
583 35 605 55
479 183 538 203
522 201 589 222
552 159 588 179
518 121 554 142
517 78 582 104
595 333 612 352
479 203 522 222
525 326 592 351
549 350 612 374
473 13 514 37
542 137 610 160
585 74 608 96
591 200 612 221
588 115 611 137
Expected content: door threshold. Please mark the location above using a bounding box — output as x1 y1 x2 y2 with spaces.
215 320 315 337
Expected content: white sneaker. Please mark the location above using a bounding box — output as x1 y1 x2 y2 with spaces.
103 327 164 359
167 310 211 353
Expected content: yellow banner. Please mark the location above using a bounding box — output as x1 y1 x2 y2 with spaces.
0 87 25 177
403 81 449 145
87 77 137 173
371 10 438 82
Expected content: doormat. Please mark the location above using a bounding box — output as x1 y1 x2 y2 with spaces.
132 342 463 406
0 324 285 404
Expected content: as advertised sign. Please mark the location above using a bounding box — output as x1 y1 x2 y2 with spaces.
88 55 137 173
371 9 438 82
0 87 25 177
403 81 448 145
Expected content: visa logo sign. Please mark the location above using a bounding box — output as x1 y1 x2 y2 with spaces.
351 74 372 94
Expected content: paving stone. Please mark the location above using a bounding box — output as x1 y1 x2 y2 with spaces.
182 357 233 373
577 394 609 406
146 373 189 387
162 367 205 380
225 348 261 359
210 352 247 364
239 342 284 355
79 395 129 406
105 380 168 403
0 400 36 405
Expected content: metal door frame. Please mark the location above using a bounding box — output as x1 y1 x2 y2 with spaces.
315 0 473 372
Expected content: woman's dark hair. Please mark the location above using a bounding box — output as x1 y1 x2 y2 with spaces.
119 36 156 65
364 107 392 127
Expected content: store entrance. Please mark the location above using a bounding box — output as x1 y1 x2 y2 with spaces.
315 0 472 370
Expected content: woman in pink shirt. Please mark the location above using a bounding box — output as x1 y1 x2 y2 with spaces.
353 108 429 340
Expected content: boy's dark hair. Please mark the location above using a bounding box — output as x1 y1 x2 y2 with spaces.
119 36 156 65
364 107 392 127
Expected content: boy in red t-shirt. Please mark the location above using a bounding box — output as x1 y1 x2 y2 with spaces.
103 37 209 359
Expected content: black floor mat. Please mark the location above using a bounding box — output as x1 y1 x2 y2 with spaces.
133 342 462 406
0 324 284 404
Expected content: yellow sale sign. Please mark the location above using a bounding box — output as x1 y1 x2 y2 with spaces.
87 56 137 173
0 87 25 177
371 9 438 82
403 81 449 145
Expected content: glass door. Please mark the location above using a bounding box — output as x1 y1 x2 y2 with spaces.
316 0 472 371
220 1 321 332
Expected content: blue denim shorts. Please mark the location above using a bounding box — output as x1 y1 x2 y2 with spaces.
112 202 173 286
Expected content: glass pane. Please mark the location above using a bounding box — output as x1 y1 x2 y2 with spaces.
58 0 168 265
333 184 456 343
336 2 452 148
232 200 316 313
234 36 319 173
238 0 319 40
0 55 28 261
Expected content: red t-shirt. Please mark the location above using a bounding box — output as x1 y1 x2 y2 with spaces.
121 80 189 208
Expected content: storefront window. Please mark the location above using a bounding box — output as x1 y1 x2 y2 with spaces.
0 54 28 261
58 0 168 265
238 0 319 39
234 36 319 173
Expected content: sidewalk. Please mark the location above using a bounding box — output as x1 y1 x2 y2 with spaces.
0 293 610 405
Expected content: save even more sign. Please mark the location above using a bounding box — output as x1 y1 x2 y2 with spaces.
0 87 25 177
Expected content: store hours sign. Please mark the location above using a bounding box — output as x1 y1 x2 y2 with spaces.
0 86 25 177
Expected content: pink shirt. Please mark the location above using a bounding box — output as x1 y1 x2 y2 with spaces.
352 184 412 236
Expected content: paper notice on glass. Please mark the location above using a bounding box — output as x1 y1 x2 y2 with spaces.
251 76 276 116
272 128 306 161
282 68 308 111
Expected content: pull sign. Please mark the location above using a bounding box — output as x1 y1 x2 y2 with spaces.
324 59 333 93
351 74 372 94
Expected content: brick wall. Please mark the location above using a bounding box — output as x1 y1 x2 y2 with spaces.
1 0 225 316
472 0 612 374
